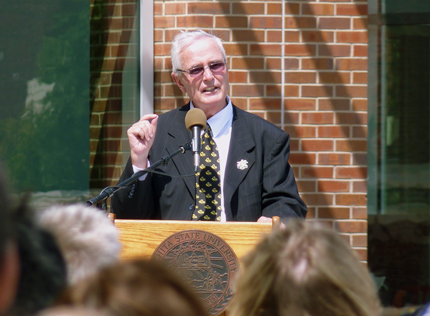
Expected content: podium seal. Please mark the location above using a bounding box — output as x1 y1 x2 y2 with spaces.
152 230 239 316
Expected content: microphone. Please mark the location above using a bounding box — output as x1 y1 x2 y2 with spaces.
185 108 207 172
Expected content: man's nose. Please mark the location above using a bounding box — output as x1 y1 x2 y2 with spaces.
202 65 214 80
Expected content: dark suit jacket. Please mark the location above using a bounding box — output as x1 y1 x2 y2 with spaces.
111 104 307 221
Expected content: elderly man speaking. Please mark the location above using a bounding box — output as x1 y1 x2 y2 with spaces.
111 30 307 222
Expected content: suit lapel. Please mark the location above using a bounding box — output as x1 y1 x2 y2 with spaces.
224 107 255 219
164 105 195 198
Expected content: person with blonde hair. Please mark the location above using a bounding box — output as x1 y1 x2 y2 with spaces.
36 203 122 285
228 219 382 316
55 258 208 316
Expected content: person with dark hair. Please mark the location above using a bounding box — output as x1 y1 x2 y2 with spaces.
0 167 20 315
55 258 208 316
7 202 67 316
111 29 307 222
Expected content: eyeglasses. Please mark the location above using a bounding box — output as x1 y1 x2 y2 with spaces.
176 62 226 78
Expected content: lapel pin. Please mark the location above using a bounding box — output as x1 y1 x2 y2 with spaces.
237 159 248 170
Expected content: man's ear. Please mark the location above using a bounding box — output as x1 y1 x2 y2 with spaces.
0 241 20 314
171 72 187 94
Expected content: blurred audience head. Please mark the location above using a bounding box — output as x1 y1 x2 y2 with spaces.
7 200 67 316
36 203 122 285
36 306 113 316
56 258 208 316
228 219 382 316
0 167 20 315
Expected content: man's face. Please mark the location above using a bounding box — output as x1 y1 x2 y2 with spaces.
172 38 229 117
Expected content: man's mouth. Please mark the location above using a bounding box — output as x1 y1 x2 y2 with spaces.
203 86 217 93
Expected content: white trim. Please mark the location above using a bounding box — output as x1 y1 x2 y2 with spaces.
140 0 154 116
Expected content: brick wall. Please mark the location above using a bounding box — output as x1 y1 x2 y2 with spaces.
90 0 368 256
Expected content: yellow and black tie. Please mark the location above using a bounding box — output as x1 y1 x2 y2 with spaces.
192 125 221 221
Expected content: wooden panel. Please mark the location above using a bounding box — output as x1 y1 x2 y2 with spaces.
115 219 274 261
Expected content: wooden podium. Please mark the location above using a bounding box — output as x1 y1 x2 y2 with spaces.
113 217 280 261
112 217 280 316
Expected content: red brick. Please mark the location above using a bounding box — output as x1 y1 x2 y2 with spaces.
352 207 367 219
301 194 334 206
233 2 265 14
319 207 350 219
284 126 317 138
336 58 367 70
267 31 301 43
187 2 230 14
336 195 367 206
297 180 317 193
336 221 367 233
319 17 351 29
250 16 282 28
177 16 213 28
290 153 317 165
232 30 265 42
285 44 317 56
302 112 334 124
319 44 351 57
302 85 334 97
232 84 265 97
353 17 367 30
352 99 367 111
266 85 300 98
283 3 301 15
306 207 316 219
353 72 367 84
352 235 367 247
232 57 264 69
284 99 316 110
285 17 317 29
154 16 175 28
336 4 368 16
336 86 367 98
354 45 368 57
353 126 367 138
318 181 349 192
302 140 334 151
165 3 186 15
335 112 367 125
302 167 334 179
251 71 282 84
337 31 368 44
318 153 351 165
336 140 367 152
353 181 367 193
319 99 350 111
318 126 350 138
336 167 367 179
302 58 334 70
285 72 317 84
302 31 334 43
352 153 367 166
249 98 282 111
302 3 335 16
215 16 247 28
224 43 248 56
318 72 351 84
228 71 247 83
250 44 282 56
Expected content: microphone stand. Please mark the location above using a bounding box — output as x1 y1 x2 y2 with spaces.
86 141 192 208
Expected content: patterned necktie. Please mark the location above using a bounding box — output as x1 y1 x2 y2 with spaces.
192 125 222 221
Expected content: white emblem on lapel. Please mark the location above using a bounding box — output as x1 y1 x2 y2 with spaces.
237 159 248 170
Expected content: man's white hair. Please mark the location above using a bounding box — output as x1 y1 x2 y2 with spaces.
36 203 122 285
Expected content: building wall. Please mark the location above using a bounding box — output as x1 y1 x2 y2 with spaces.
90 0 368 258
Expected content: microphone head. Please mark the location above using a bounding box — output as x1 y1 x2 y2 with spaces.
185 108 207 131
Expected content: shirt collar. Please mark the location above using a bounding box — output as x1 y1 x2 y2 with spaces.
190 96 233 138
